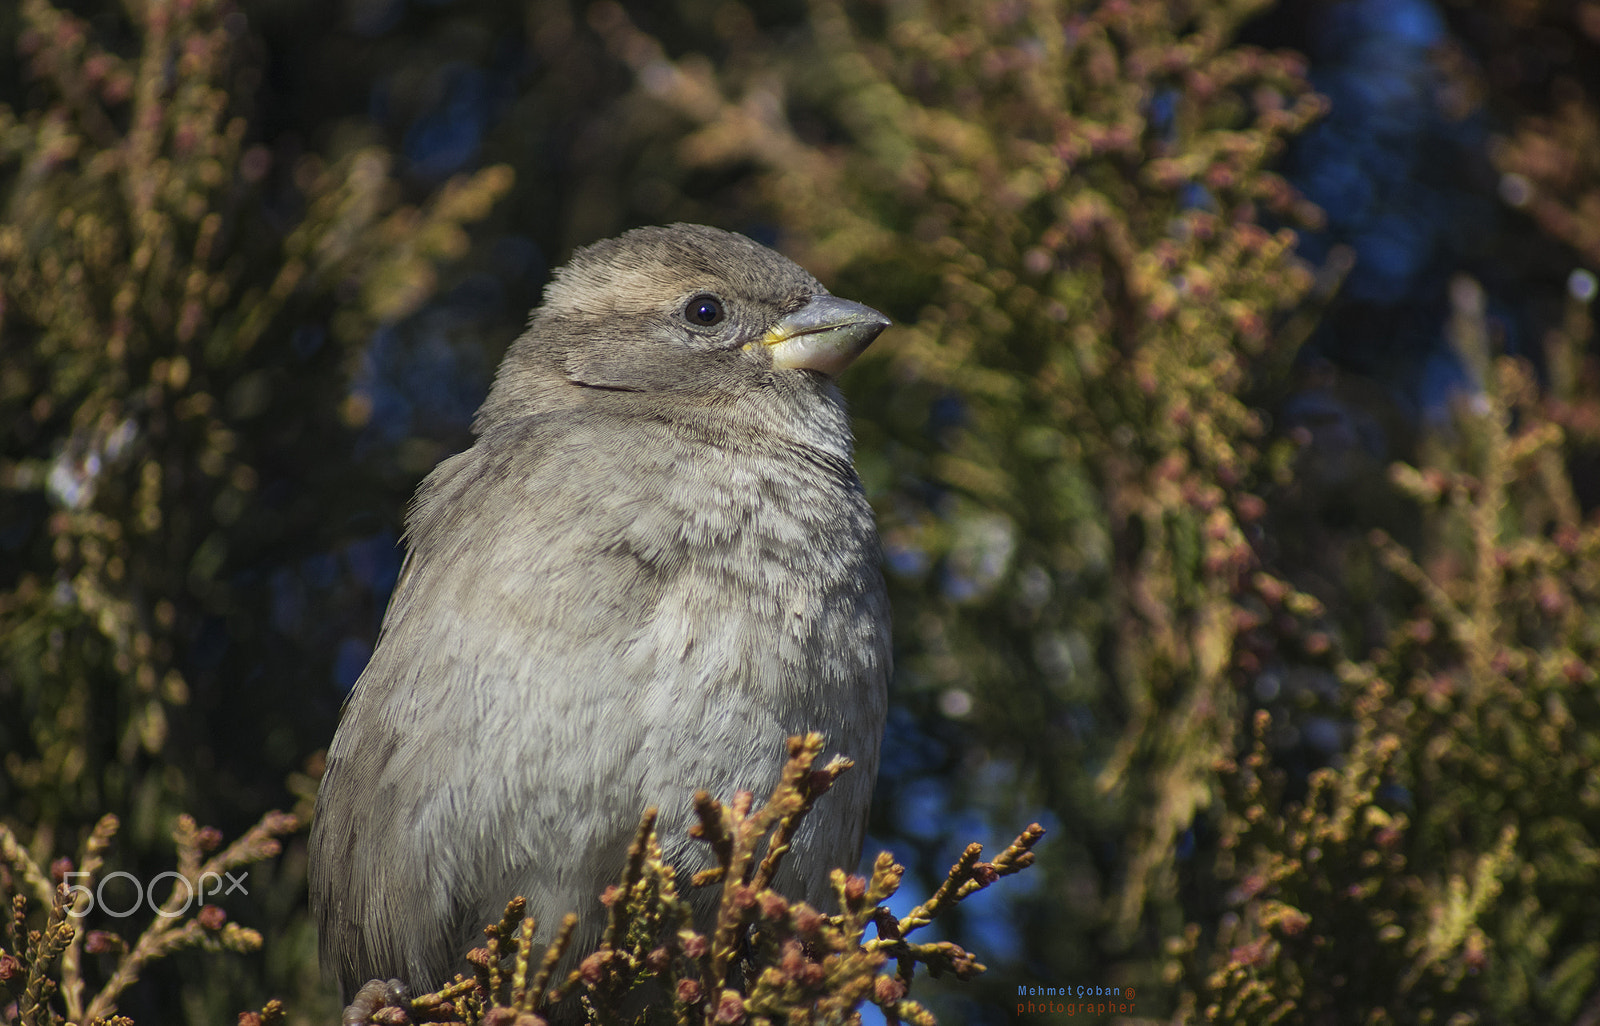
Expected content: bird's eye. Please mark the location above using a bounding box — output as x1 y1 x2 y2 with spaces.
684 294 725 326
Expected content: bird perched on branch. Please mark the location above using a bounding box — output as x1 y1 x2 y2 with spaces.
308 223 892 1002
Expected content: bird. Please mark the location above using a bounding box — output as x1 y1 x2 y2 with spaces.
308 223 892 1003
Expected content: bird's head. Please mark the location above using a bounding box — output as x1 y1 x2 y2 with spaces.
474 224 890 435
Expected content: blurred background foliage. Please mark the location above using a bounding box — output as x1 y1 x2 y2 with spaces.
3 0 1600 1022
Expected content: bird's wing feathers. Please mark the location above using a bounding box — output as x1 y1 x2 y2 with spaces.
314 416 666 989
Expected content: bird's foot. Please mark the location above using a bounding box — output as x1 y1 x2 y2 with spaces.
342 978 408 1025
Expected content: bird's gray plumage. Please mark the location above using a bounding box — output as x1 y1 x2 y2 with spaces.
308 224 891 1000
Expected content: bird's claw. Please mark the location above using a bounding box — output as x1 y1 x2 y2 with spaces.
342 978 408 1025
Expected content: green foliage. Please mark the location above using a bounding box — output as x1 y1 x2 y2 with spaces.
0 0 508 1020
1184 348 1600 1023
0 0 510 806
0 0 510 836
0 810 300 1024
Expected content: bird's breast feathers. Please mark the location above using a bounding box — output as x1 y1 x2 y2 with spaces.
390 415 890 720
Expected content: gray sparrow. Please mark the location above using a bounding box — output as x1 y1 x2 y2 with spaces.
308 223 892 1001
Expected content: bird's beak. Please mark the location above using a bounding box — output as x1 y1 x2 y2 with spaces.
763 295 891 377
